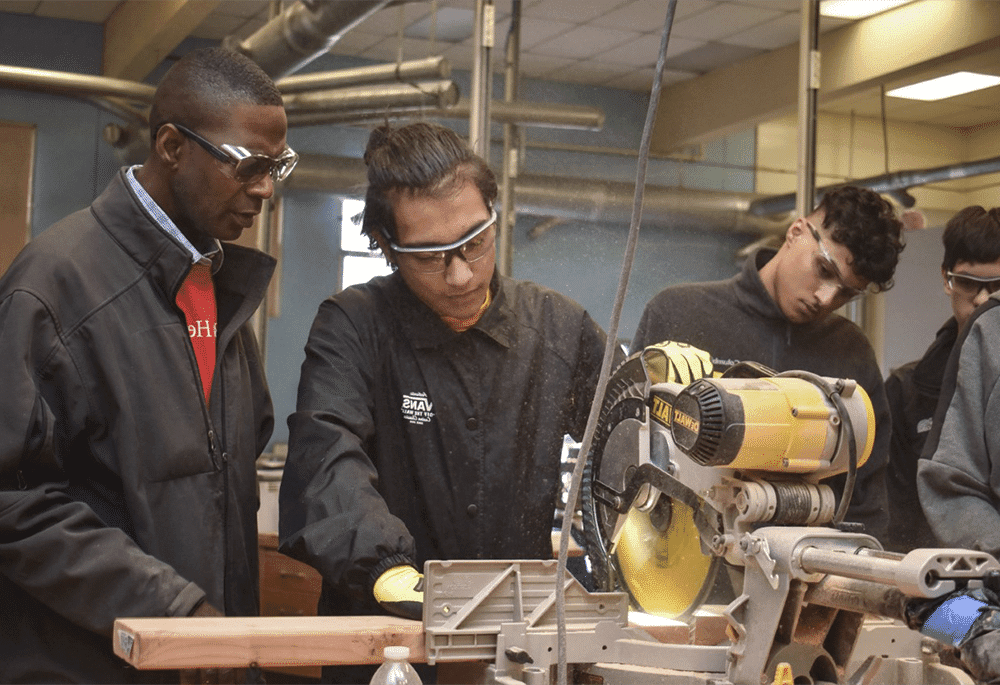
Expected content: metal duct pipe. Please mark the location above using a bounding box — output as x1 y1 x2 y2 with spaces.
225 0 393 78
284 96 602 130
749 153 1000 216
285 153 787 234
0 64 155 103
276 55 450 93
284 80 459 122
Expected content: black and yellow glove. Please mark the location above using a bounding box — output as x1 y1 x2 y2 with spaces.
373 565 424 621
641 341 713 385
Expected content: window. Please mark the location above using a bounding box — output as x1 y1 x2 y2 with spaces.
341 198 392 290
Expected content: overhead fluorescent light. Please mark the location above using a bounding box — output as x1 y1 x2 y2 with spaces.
887 71 1000 101
821 0 912 20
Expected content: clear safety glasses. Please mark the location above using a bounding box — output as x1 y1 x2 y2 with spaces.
946 271 1000 297
387 208 497 274
169 123 299 184
804 218 868 302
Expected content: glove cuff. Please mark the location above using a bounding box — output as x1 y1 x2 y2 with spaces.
369 553 417 594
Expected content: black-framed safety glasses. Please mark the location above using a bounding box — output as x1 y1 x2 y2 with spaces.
946 271 1000 297
385 208 498 274
168 123 298 183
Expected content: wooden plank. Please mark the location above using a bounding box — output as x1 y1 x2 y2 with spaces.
114 616 424 670
114 612 730 670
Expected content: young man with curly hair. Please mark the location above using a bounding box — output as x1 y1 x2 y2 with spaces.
631 185 905 540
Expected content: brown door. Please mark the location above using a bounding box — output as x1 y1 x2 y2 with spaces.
0 120 35 277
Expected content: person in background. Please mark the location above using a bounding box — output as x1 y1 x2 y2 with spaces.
918 207 1000 555
0 47 294 683
884 206 1000 552
631 185 904 542
278 121 612 683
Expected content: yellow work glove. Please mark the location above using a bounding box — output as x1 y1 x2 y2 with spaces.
373 565 424 621
641 341 713 385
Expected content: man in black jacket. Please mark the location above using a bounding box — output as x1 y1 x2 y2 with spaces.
0 47 293 683
885 206 1000 552
279 121 611 682
632 186 904 542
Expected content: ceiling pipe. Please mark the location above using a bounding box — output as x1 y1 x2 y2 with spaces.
285 153 788 235
283 79 458 115
284 96 603 130
224 0 394 79
0 64 155 103
276 55 450 93
749 154 1000 216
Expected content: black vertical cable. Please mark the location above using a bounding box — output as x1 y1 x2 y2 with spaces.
554 2 677 684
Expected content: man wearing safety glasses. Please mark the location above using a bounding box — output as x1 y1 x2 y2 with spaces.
279 121 612 683
916 207 1000 683
0 47 289 683
885 206 1000 553
631 186 904 549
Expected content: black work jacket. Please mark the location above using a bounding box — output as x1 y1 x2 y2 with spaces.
0 171 275 683
279 271 608 615
884 318 958 551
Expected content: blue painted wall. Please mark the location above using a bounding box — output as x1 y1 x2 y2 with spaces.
0 13 757 447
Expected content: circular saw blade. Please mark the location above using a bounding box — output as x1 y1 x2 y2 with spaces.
614 497 718 619
581 355 719 619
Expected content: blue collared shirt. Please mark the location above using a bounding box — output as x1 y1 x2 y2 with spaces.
126 165 221 270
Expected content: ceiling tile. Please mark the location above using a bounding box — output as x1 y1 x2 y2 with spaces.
528 0 625 24
529 24 640 60
591 0 679 30
35 0 118 23
356 3 423 35
326 30 386 57
517 16 576 50
609 65 698 92
545 59 634 86
673 0 723 20
599 32 705 66
663 41 763 73
517 53 577 79
732 0 801 12
724 11 800 49
405 6 475 42
672 2 783 41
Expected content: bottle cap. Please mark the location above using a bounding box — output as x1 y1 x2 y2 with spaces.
384 645 410 660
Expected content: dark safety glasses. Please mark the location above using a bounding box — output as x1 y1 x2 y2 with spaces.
386 208 498 274
169 123 298 183
946 271 1000 297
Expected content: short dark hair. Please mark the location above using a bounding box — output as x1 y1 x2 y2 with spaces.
816 185 904 292
360 122 497 250
148 47 283 146
941 206 1000 272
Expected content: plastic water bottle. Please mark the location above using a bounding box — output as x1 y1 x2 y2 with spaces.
369 645 423 685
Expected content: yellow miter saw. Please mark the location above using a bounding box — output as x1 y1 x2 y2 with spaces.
583 346 874 620
578 345 1000 684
